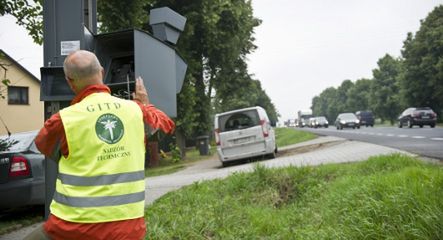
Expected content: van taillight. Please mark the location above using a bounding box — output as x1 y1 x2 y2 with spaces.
215 128 220 146
9 156 31 177
260 120 269 137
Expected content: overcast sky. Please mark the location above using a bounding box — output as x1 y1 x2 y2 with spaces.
1 1 442 122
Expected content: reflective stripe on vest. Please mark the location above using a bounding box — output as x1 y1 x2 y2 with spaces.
51 93 146 223
58 170 145 186
53 191 145 208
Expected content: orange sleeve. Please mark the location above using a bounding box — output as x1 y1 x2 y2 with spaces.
35 113 69 158
134 101 175 134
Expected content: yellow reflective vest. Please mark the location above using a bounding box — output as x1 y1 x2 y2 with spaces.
51 92 145 223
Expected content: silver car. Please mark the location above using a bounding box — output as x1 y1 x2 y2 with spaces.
214 106 277 167
0 131 45 209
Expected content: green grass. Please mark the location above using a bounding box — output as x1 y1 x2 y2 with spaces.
275 127 317 147
145 148 216 177
146 154 443 239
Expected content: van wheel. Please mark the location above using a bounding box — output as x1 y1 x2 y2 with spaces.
431 124 435 128
407 120 413 128
268 149 276 159
398 121 402 128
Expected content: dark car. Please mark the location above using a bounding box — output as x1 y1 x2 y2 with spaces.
335 113 360 130
398 107 437 128
0 131 45 209
356 111 374 127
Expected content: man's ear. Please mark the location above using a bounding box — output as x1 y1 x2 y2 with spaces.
66 77 77 93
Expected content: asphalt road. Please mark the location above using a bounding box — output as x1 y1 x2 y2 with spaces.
300 126 443 160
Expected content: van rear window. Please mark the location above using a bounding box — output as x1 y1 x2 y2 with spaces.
218 110 260 132
357 112 373 118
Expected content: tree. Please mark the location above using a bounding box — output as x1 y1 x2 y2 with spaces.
213 71 279 125
212 57 278 124
369 54 403 124
97 0 147 33
401 5 443 120
311 87 339 122
336 80 354 114
0 0 43 44
142 0 264 137
346 78 372 113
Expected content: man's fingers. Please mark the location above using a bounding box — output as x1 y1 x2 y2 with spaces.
132 77 150 105
135 77 146 92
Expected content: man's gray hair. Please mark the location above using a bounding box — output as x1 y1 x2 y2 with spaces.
63 50 102 81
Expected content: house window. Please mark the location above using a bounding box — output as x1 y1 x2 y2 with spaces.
8 86 29 105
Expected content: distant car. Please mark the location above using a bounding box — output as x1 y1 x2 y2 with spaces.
214 106 277 167
356 111 374 127
335 113 360 130
308 117 317 128
398 107 437 128
313 116 329 128
299 118 310 128
0 130 45 209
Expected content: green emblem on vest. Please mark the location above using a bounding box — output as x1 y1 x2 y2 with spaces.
95 114 124 144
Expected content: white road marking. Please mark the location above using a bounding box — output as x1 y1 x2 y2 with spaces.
398 135 408 138
386 134 394 137
412 136 425 139
376 133 384 136
431 138 443 141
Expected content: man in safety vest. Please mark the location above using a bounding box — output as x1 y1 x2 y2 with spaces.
25 50 175 240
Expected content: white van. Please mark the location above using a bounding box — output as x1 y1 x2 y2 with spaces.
214 106 277 167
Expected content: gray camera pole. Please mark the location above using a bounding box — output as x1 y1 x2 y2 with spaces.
41 0 97 219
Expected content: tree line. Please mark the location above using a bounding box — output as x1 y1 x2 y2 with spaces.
312 5 443 125
1 0 279 154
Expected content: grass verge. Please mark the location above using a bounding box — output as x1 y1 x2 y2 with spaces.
147 128 316 177
275 127 316 147
146 148 216 177
146 154 443 239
